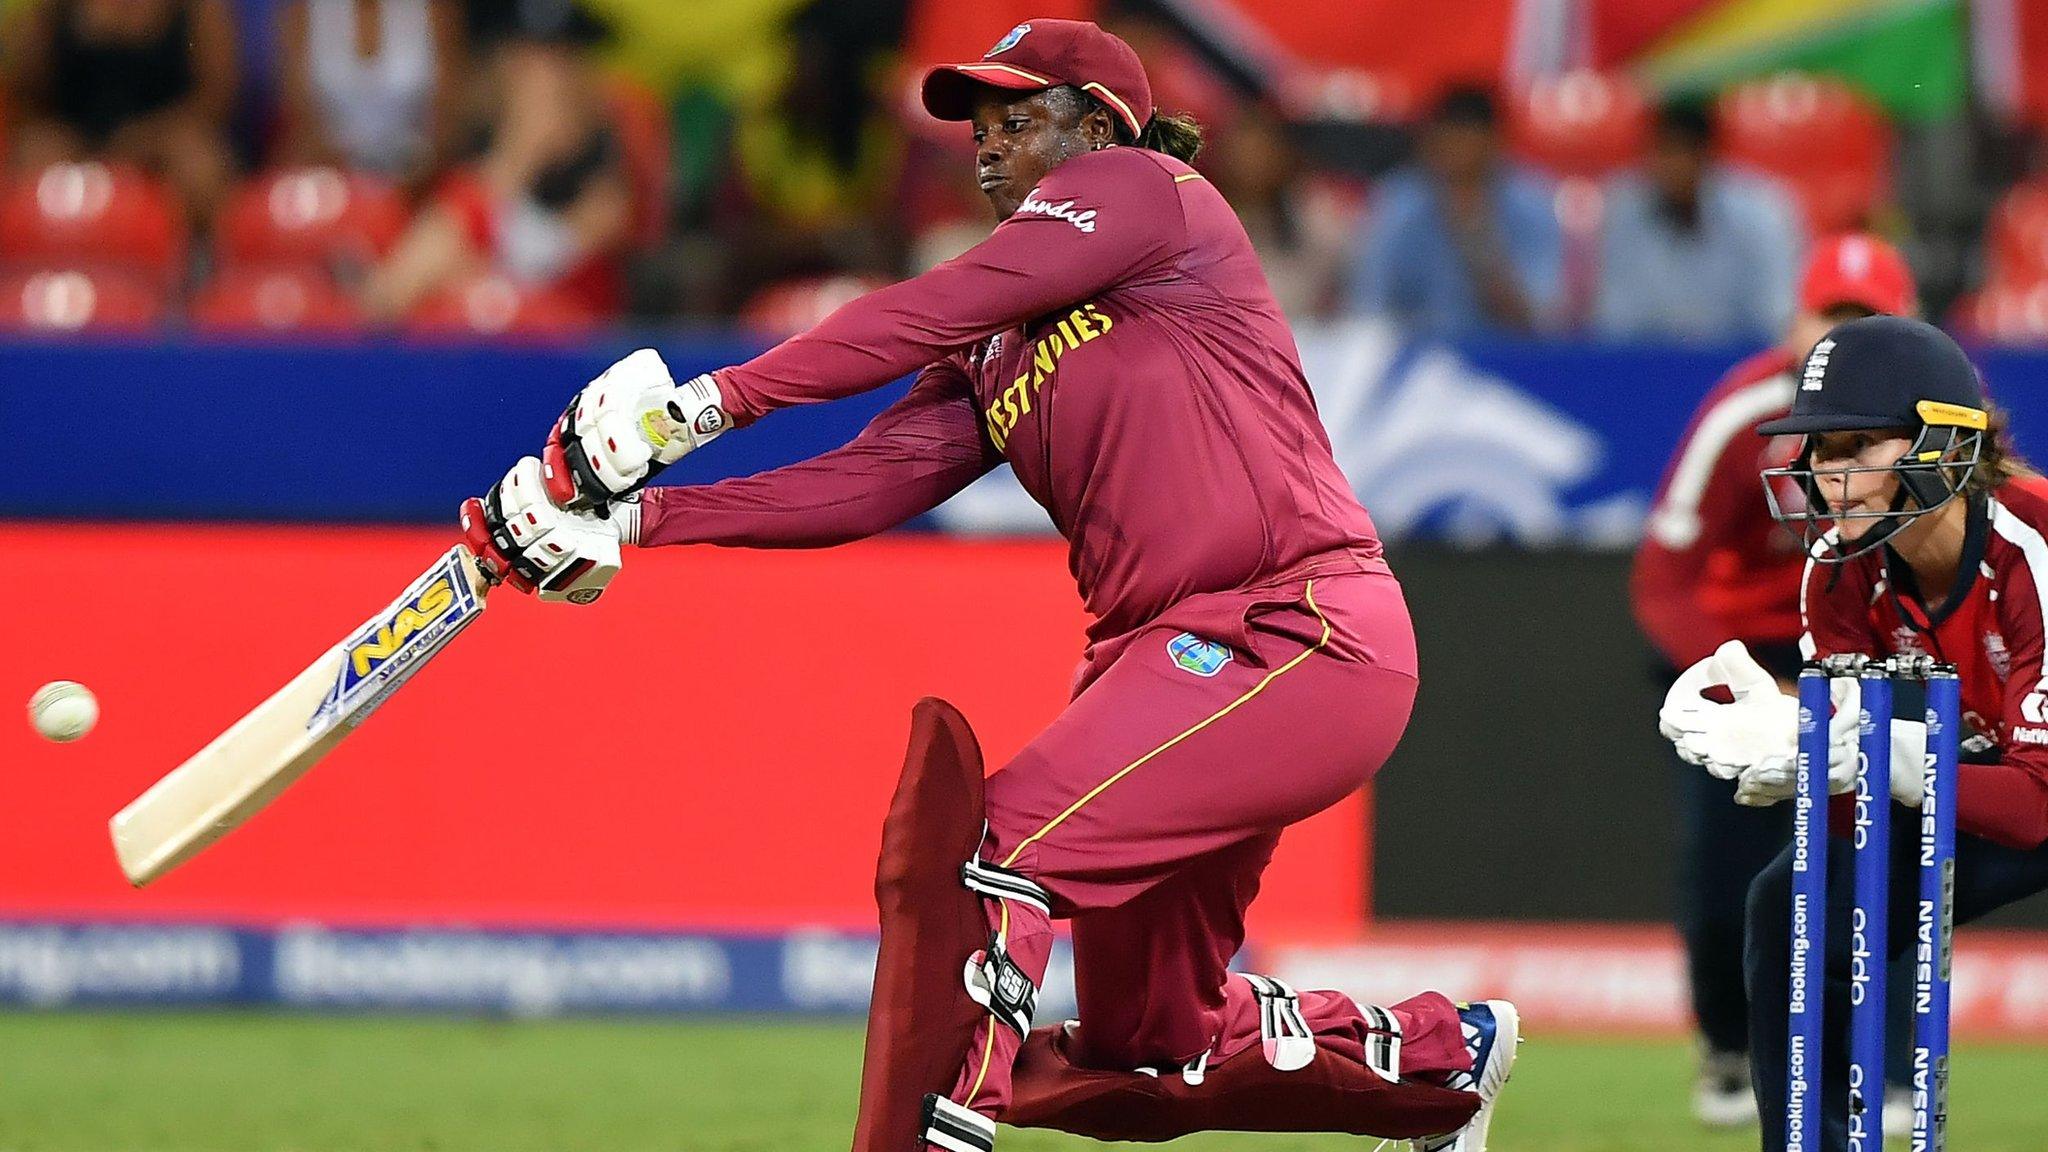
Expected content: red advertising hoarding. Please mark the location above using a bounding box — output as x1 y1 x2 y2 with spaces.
2 524 1367 938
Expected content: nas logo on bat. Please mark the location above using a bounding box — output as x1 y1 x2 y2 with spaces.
347 580 457 678
309 548 483 733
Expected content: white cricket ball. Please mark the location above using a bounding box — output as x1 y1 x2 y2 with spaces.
29 681 98 743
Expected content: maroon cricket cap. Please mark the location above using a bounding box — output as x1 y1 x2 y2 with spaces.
920 19 1154 140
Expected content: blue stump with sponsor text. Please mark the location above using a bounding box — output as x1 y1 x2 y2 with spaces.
1786 657 1957 1152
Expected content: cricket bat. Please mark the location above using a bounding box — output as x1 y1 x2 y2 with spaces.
110 546 491 887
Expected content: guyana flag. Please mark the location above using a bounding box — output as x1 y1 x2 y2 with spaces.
1607 0 1968 122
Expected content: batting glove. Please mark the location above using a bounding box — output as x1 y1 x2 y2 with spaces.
543 348 730 510
460 456 632 604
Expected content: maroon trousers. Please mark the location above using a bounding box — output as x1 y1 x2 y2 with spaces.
939 571 1479 1141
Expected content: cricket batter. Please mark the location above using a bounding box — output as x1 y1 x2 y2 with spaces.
1632 235 1917 1127
1659 315 2048 1150
456 18 1516 1152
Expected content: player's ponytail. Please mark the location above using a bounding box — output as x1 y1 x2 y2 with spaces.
1134 111 1204 164
1964 403 2036 495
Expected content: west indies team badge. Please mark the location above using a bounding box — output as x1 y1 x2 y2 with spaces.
987 23 1030 56
1167 633 1232 678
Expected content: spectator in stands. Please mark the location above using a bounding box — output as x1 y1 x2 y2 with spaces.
1207 105 1352 320
275 0 465 187
717 0 907 313
1 0 238 230
1342 84 1562 336
358 0 629 322
1594 101 1804 343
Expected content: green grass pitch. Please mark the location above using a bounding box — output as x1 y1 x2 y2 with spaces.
4 1012 2047 1151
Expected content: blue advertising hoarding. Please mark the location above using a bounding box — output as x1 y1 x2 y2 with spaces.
0 921 1081 1018
6 324 2039 543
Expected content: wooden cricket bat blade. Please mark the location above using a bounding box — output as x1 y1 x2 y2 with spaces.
111 546 489 886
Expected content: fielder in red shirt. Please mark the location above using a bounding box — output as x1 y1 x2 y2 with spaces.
1657 316 2048 1150
456 18 1515 1152
1631 235 1917 1127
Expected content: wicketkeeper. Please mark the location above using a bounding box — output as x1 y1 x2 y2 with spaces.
458 17 1517 1152
1659 315 2048 1150
1633 235 1921 1129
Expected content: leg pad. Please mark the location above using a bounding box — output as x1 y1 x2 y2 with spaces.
850 699 995 1152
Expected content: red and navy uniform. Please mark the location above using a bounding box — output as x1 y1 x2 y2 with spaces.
1632 347 1808 673
1749 478 2048 1152
1802 477 2048 848
1633 347 1820 1063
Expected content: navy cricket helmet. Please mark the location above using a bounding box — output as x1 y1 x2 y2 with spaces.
1758 315 1989 563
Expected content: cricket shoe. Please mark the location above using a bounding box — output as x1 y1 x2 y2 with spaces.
1409 1000 1520 1152
1691 1045 1756 1128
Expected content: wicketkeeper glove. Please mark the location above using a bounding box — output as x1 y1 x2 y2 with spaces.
1732 673 1929 808
542 348 730 510
1659 640 1861 803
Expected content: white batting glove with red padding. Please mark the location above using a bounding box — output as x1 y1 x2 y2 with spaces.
542 348 729 510
460 456 631 605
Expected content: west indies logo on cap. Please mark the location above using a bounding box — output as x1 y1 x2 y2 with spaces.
987 23 1031 57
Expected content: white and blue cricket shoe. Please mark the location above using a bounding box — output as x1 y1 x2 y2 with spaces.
1411 1000 1520 1152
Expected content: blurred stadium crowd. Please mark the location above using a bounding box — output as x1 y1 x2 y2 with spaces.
3 0 2048 342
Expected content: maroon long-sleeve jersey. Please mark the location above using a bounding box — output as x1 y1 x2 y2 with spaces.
1803 477 2048 848
640 146 1392 674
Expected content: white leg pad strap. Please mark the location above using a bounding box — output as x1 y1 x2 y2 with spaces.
1243 973 1317 1072
960 857 1052 916
1359 1002 1405 1083
921 1093 997 1152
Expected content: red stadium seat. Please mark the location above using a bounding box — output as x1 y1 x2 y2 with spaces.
602 74 674 250
217 167 409 269
189 264 364 335
740 273 893 337
0 266 166 333
1716 73 1892 233
1956 279 2048 345
405 274 600 338
0 162 185 280
1508 70 1651 178
1989 182 2048 282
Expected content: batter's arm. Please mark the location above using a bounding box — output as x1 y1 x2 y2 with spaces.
711 148 1181 422
638 362 1000 549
